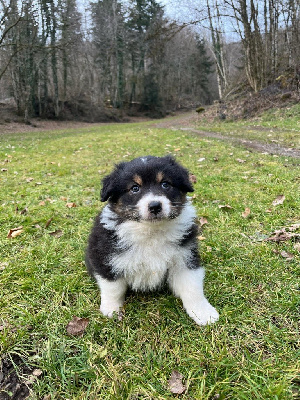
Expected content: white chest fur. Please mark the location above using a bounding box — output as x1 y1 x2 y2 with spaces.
102 202 197 291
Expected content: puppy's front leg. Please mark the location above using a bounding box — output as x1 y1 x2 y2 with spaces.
95 276 127 317
169 267 219 325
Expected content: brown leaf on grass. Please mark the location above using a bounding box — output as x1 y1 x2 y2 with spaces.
219 204 233 210
168 371 186 395
60 196 67 201
26 177 34 182
242 208 251 218
265 227 300 243
294 243 300 253
45 218 53 228
66 316 89 337
7 226 23 238
272 195 285 206
0 262 8 270
1 168 8 172
280 251 294 260
189 174 197 184
197 236 206 241
39 201 46 206
48 230 63 238
236 158 246 163
66 202 77 208
199 217 208 227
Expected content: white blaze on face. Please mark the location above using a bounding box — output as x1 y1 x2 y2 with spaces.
137 193 171 220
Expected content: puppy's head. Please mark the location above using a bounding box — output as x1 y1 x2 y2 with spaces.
100 156 194 221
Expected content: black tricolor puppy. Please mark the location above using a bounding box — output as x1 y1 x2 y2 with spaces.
86 155 219 325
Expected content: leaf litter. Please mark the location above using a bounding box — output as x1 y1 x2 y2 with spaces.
66 316 89 337
168 370 186 395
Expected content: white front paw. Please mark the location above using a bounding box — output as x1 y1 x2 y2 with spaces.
186 300 219 326
100 301 123 318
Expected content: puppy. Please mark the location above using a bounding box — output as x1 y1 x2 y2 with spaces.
86 156 219 325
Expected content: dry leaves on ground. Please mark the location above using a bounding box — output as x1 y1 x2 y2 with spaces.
265 224 300 243
7 226 23 238
242 207 251 218
168 370 186 395
272 195 285 206
66 316 89 337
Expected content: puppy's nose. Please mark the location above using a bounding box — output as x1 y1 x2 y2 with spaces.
148 201 162 214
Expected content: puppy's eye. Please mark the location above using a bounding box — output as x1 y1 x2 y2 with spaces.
131 185 140 193
161 181 170 189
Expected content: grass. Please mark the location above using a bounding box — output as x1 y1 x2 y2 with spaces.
0 119 299 399
196 103 300 148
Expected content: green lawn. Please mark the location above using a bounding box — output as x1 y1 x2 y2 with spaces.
0 120 299 399
196 103 300 148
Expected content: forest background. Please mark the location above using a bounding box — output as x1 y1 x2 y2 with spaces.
0 0 299 122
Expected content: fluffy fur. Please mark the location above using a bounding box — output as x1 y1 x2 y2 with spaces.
86 155 219 325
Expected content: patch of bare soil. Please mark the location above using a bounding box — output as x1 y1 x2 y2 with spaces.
0 355 35 400
153 111 300 159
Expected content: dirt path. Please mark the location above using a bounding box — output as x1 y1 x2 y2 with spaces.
154 112 300 159
1 111 299 158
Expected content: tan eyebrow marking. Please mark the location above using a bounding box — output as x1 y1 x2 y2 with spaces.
156 171 164 183
133 174 143 186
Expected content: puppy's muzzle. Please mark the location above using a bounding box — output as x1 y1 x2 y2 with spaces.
148 201 162 215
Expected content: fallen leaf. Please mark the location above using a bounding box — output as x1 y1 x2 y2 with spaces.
66 316 89 337
35 182 42 186
289 223 300 232
197 236 206 241
48 230 63 238
294 243 300 252
272 195 285 206
1 168 8 172
189 174 197 184
198 158 205 162
265 227 299 243
236 158 246 163
39 201 46 206
0 262 8 270
242 207 251 218
168 370 186 395
213 157 219 162
199 217 208 227
280 251 294 260
219 204 233 210
7 226 23 238
60 196 67 201
45 218 53 228
66 202 77 208
174 148 181 152
32 369 43 377
26 177 34 182
20 207 28 215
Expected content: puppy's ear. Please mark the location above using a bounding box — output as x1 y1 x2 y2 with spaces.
100 162 126 202
178 168 194 193
163 156 194 193
100 174 113 202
